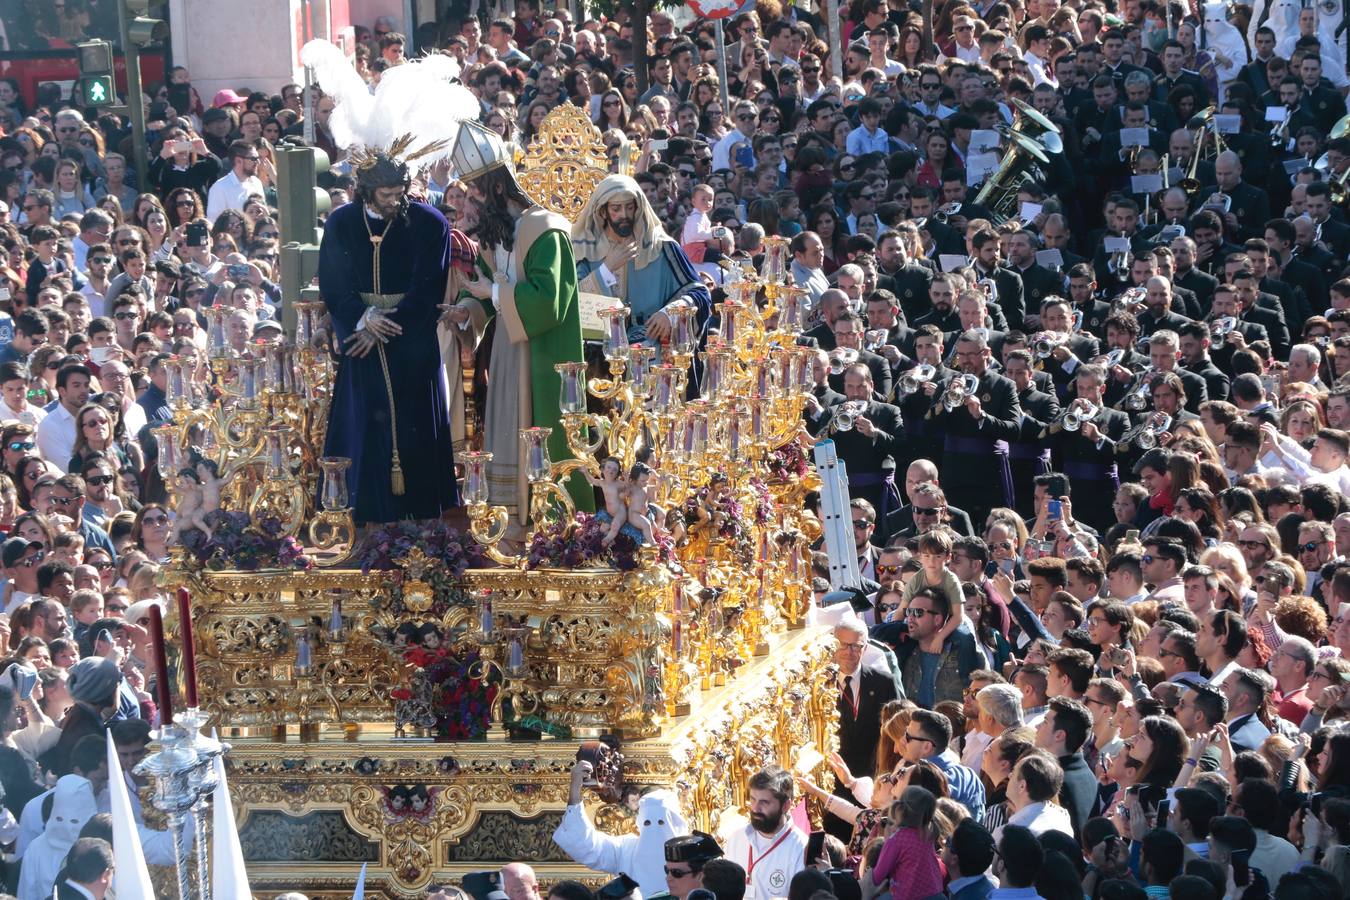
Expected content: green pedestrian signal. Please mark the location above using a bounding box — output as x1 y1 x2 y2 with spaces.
78 76 116 107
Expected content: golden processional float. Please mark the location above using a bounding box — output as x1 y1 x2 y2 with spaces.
151 103 839 900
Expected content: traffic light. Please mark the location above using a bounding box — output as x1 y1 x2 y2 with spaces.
123 0 167 47
276 144 332 246
75 40 116 108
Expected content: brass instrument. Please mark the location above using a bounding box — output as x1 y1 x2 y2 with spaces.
1331 113 1350 140
1033 331 1068 359
1313 151 1350 205
898 364 937 396
1058 398 1101 432
973 129 1052 225
941 373 980 411
1123 412 1173 449
1121 366 1157 412
1010 98 1064 155
1270 105 1294 150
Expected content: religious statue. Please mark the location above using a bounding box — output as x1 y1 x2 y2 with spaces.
571 174 712 349
302 39 479 524
441 121 592 534
172 448 221 543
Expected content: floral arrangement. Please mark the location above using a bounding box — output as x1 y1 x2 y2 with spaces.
390 646 497 740
525 512 672 571
178 510 313 571
765 441 810 481
355 519 483 576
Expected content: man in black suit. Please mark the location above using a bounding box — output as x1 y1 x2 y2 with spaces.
1171 235 1219 313
1208 285 1271 371
929 329 1023 527
1036 297 1101 400
1178 322 1231 402
1100 28 1150 89
833 362 907 539
1303 181 1350 260
828 313 893 401
1199 151 1271 241
865 289 918 360
1246 239 1313 333
944 292 1007 361
56 837 114 900
802 290 850 351
1298 54 1347 134
1007 230 1065 319
884 458 977 539
894 326 955 473
876 232 934 324
829 617 900 839
914 273 962 332
1034 693 1097 841
970 228 1027 329
803 349 847 436
1152 41 1206 103
1238 28 1278 96
1066 264 1113 340
1045 364 1131 533
1005 350 1059 519
1231 269 1291 360
1145 330 1208 414
1264 220 1328 314
1136 275 1194 338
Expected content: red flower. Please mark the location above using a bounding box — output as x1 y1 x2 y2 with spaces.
390 688 413 701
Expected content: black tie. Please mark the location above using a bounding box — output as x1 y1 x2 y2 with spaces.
842 675 856 717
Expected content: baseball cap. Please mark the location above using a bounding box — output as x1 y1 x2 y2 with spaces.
202 108 230 125
253 319 283 338
1 537 41 568
213 88 248 108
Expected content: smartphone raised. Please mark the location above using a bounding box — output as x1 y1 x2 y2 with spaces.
1046 499 1062 521
805 829 826 865
227 263 251 280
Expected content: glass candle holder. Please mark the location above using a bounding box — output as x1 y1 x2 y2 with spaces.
295 302 317 348
760 235 789 283
237 356 262 411
652 365 682 409
262 424 290 480
520 427 554 483
461 451 492 505
555 362 588 415
204 306 231 360
669 306 697 356
718 300 746 349
318 457 351 511
629 345 655 396
600 307 630 361
166 355 189 408
153 424 180 480
475 593 496 641
504 625 531 678
778 288 808 334
263 343 290 394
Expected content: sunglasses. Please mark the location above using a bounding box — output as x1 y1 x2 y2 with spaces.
17 551 45 568
91 256 113 265
143 515 170 526
5 441 34 452
50 495 78 506
876 564 902 577
114 312 139 320
1299 540 1322 553
86 474 114 486
913 506 944 516
664 868 693 878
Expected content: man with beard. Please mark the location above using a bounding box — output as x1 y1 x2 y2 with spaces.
571 174 711 349
928 329 1021 527
721 766 808 900
317 142 458 524
444 122 590 532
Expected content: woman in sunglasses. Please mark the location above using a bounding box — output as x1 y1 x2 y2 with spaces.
130 503 172 563
0 424 37 478
67 402 131 478
13 456 53 512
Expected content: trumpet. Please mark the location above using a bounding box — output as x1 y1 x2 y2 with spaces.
1033 331 1068 359
1270 105 1294 150
828 347 860 375
1106 246 1133 279
933 202 964 224
1122 366 1156 412
1209 316 1238 339
1092 348 1127 369
941 373 980 411
1110 286 1147 316
832 399 869 432
1124 412 1173 449
898 364 937 396
1061 398 1101 432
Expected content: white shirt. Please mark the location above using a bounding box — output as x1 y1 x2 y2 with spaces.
1024 51 1058 88
962 729 995 771
712 129 757 171
205 169 265 222
0 401 45 427
36 402 78 473
998 800 1073 841
1208 658 1241 687
723 823 809 900
121 398 147 437
4 588 33 616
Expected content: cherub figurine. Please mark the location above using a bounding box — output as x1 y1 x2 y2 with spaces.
623 463 657 545
587 458 630 547
170 447 222 544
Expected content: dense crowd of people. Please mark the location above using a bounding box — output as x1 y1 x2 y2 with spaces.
2 0 1350 896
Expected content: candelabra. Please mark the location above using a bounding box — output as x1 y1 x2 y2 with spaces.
157 302 353 563
466 234 819 725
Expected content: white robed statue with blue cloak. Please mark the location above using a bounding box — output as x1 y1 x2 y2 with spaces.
570 174 712 347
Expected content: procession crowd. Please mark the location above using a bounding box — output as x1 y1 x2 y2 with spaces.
4 0 1350 896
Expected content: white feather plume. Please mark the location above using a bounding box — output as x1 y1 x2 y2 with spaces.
300 39 479 167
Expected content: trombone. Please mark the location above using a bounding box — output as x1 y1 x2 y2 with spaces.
1178 108 1225 197
1314 151 1350 206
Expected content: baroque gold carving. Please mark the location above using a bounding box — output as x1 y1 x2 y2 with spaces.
515 103 615 223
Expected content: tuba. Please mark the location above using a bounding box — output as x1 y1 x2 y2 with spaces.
898 363 937 396
1010 98 1064 154
941 373 980 411
973 130 1051 225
